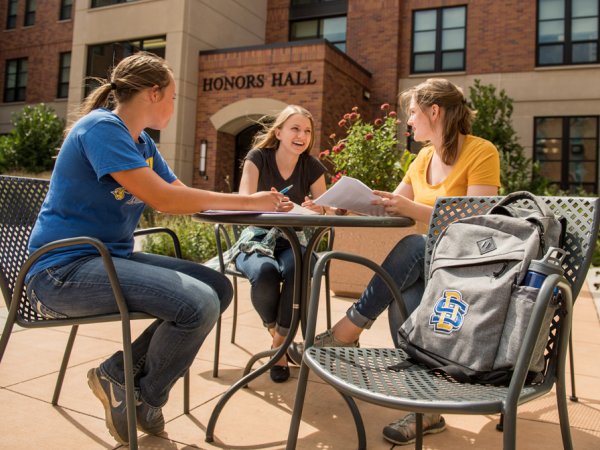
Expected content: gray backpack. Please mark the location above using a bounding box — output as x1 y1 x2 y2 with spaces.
397 192 564 385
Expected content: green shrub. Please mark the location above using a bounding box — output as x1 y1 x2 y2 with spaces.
320 104 415 191
468 80 550 195
0 103 65 174
139 209 218 263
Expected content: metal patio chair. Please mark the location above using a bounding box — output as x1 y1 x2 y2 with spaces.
211 223 335 377
0 175 191 450
287 195 599 450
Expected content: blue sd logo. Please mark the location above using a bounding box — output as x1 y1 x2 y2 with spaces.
429 289 469 334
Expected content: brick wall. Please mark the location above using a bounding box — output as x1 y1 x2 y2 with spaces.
265 0 289 43
399 0 536 77
346 0 402 113
0 0 74 104
195 42 371 191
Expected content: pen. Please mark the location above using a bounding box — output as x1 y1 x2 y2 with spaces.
279 184 293 195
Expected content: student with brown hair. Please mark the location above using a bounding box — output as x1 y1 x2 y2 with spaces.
25 52 282 445
312 78 501 445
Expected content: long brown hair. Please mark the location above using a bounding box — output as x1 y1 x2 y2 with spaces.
251 105 315 154
66 51 173 135
400 78 475 165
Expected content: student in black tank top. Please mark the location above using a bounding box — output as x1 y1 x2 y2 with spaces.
235 105 327 382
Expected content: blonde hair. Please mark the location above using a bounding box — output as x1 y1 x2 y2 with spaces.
252 105 315 154
400 78 475 165
66 52 173 135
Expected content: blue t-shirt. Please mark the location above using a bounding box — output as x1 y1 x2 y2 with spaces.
27 108 177 280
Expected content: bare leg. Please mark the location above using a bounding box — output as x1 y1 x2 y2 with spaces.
269 329 288 367
330 317 363 344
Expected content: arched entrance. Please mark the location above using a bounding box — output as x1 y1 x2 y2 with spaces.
233 123 262 191
208 98 287 192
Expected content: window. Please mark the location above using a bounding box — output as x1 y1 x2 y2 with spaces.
290 16 347 50
6 0 18 29
535 116 599 192
24 0 36 26
537 0 599 66
86 37 166 140
57 52 71 98
289 0 347 51
91 0 138 7
411 6 466 74
59 0 73 20
4 58 28 102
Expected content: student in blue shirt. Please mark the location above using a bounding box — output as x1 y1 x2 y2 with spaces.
26 52 282 445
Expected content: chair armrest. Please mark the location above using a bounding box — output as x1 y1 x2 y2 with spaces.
134 226 182 259
304 250 407 347
13 236 133 319
507 274 573 402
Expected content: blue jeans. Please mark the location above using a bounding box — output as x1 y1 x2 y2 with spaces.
26 252 232 407
235 237 312 336
346 234 426 347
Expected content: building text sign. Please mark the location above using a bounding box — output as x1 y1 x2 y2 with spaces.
202 70 317 91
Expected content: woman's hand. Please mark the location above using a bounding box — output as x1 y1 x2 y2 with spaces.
251 190 284 211
301 196 326 214
372 190 413 217
270 187 294 212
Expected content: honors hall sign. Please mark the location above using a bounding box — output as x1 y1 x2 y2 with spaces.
202 70 317 91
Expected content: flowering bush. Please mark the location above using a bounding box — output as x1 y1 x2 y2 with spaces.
319 103 415 192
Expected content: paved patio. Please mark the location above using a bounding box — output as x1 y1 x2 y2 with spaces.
1 272 600 449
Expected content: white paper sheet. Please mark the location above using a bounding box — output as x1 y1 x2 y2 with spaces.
313 176 387 216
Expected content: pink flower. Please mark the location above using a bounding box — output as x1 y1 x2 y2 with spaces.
349 112 358 121
381 103 390 110
338 142 346 150
338 119 347 127
388 111 397 118
374 118 383 126
343 113 351 120
351 106 358 112
329 133 336 140
365 132 374 141
319 150 330 159
333 145 341 154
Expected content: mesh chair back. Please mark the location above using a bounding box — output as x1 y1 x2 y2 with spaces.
0 176 49 322
424 196 600 301
423 195 600 380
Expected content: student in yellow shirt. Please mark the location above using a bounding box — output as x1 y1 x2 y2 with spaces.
313 78 500 445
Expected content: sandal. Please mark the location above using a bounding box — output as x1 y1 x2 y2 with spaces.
382 412 446 445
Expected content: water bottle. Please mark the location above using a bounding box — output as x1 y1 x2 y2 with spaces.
522 247 566 297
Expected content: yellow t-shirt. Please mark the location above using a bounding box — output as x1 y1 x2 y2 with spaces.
403 135 500 207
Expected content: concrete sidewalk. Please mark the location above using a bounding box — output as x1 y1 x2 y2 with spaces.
1 275 600 449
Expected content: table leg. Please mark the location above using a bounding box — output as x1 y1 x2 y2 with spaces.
205 226 305 443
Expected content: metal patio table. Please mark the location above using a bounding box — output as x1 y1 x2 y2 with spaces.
193 212 414 443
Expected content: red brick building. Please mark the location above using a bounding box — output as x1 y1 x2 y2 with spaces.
1 0 598 194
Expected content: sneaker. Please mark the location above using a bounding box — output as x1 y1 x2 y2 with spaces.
382 412 446 445
87 367 130 444
136 397 165 435
313 329 359 348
